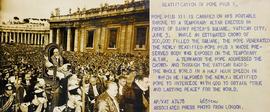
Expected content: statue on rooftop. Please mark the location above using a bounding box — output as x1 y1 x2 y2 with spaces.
69 8 72 15
55 8 60 16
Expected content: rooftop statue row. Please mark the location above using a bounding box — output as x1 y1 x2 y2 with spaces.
50 0 149 17
1 17 49 26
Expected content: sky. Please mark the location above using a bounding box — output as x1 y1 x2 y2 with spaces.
0 0 135 21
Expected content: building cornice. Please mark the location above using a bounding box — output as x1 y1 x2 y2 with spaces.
49 0 149 23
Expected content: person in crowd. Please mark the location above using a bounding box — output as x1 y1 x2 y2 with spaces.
0 71 5 95
53 74 81 112
30 78 48 112
20 71 37 112
131 75 150 112
47 48 71 77
88 75 105 112
15 76 25 110
116 76 129 112
53 73 72 108
51 49 63 68
0 84 16 112
66 84 82 112
95 81 120 112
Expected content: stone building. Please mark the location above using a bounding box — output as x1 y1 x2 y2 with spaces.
49 0 149 55
0 18 50 45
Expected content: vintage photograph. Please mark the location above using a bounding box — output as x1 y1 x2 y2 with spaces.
0 0 149 112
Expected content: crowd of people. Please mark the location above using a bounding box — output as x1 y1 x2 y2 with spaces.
0 44 149 112
0 43 44 68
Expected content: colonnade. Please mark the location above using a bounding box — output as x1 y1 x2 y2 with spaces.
50 28 79 51
0 31 49 45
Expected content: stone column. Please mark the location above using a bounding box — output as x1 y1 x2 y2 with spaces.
36 34 38 45
67 28 72 51
24 33 27 44
96 27 102 52
34 33 37 44
28 33 30 44
44 35 48 45
37 34 40 45
56 29 60 45
34 33 36 45
126 24 133 53
5 32 10 43
100 27 106 53
20 33 23 43
80 29 85 52
27 33 29 44
5 32 8 43
21 33 24 43
40 34 43 45
42 34 45 45
34 34 37 45
35 33 38 45
49 29 53 43
74 29 78 52
120 25 127 53
31 33 34 44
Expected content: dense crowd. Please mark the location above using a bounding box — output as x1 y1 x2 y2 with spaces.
0 44 149 112
0 44 44 68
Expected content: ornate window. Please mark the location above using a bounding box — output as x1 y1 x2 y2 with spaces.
108 28 118 49
135 26 148 49
86 30 95 48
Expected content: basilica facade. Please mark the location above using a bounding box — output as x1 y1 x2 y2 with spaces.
49 0 149 55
